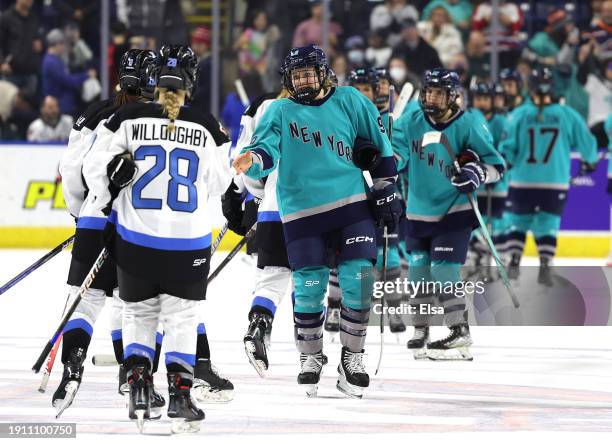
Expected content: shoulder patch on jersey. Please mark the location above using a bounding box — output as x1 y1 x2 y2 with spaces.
73 98 114 130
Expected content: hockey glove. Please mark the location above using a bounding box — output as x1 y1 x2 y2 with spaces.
370 183 403 232
451 162 488 194
221 180 247 235
107 153 138 188
352 137 381 171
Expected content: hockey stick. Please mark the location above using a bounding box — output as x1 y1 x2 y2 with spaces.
208 224 257 284
211 223 229 256
0 235 75 296
38 292 72 392
422 131 519 308
235 79 250 108
32 248 109 373
392 82 414 121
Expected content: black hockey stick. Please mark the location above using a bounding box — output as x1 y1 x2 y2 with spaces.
208 224 257 284
0 235 75 296
32 248 109 373
211 223 229 256
422 131 519 308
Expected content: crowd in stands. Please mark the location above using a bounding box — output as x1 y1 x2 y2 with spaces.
0 0 610 146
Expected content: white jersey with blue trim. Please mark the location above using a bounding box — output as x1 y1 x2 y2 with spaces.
82 101 233 253
237 97 281 223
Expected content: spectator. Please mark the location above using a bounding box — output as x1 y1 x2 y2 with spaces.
0 0 43 98
41 29 95 117
190 26 212 114
417 6 464 67
588 0 612 61
27 95 73 142
234 10 279 79
523 9 580 66
466 31 491 80
0 79 20 140
330 53 348 85
388 55 420 90
369 0 419 47
64 21 92 72
471 0 524 69
422 0 473 33
292 0 342 54
108 22 129 95
391 18 442 77
51 1 100 56
366 29 392 68
345 35 367 69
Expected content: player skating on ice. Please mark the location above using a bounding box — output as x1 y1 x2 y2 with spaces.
466 81 510 278
500 67 598 285
233 45 401 398
392 68 505 360
500 68 526 112
222 90 292 377
83 45 233 432
53 49 162 417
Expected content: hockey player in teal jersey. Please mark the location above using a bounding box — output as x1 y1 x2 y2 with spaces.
467 82 510 274
500 67 598 285
233 45 402 398
392 69 505 361
500 68 527 112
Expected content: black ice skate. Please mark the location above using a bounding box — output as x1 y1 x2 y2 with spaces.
336 347 369 399
118 364 128 395
407 326 429 360
297 351 325 398
244 312 272 377
119 364 163 419
538 258 554 287
52 347 86 418
193 359 234 403
167 373 205 434
324 303 340 341
427 325 473 361
127 365 152 433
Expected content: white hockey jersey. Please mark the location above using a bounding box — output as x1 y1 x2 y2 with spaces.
82 101 233 283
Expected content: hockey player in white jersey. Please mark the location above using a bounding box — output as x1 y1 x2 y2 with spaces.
52 49 162 417
222 90 297 377
82 45 233 433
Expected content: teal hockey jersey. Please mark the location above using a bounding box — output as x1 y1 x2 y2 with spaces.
499 102 598 190
242 86 397 241
606 114 612 179
393 106 505 237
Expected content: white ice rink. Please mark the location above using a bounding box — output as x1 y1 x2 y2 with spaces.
1 249 612 443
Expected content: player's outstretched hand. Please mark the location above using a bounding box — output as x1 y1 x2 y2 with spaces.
370 183 403 232
451 162 487 194
107 153 138 188
233 151 254 173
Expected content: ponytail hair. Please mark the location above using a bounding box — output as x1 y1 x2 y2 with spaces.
114 88 140 107
157 88 186 132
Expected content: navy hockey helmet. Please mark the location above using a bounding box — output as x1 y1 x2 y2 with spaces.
280 45 330 103
499 68 523 95
374 67 391 110
157 45 198 97
348 67 379 89
419 68 461 118
528 66 554 97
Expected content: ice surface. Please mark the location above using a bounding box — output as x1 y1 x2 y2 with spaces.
1 249 612 443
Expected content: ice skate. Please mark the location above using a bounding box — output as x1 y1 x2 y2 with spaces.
407 326 429 360
336 347 369 399
427 325 473 361
244 312 271 377
167 373 205 434
538 258 554 287
297 351 325 398
52 347 85 418
193 359 234 403
127 365 152 433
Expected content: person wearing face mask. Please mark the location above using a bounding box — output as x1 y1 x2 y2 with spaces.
345 35 367 68
388 56 420 91
390 18 442 78
27 95 74 142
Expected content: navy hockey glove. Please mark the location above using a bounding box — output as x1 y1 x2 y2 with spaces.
451 162 488 194
107 153 137 189
352 137 381 171
370 183 403 232
221 180 247 235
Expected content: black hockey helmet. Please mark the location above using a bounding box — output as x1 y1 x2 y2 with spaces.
138 50 158 99
280 45 330 103
469 81 493 113
528 66 554 97
157 45 198 97
499 68 523 97
419 68 461 118
348 67 379 89
119 49 155 94
374 67 391 110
